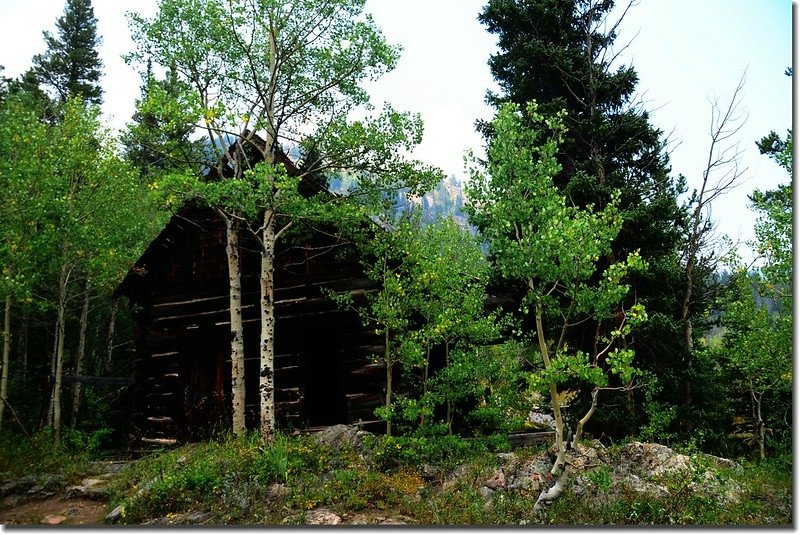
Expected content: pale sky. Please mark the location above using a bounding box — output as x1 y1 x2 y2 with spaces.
0 0 793 261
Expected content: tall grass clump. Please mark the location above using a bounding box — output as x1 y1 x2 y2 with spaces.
109 432 299 523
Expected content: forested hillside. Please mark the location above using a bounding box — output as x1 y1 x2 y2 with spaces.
0 0 791 526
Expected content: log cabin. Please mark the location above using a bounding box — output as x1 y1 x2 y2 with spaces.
116 138 389 445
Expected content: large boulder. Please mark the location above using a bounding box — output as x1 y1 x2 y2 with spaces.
304 508 342 525
313 424 372 452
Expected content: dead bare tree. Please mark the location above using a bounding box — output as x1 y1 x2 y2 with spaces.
678 73 748 410
681 72 749 353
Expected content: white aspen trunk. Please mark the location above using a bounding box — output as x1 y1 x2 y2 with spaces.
534 302 566 474
47 318 58 427
259 210 277 441
70 281 90 429
0 295 11 432
220 210 246 435
420 344 430 427
572 388 598 448
753 389 765 462
384 330 392 436
53 262 70 445
104 299 118 376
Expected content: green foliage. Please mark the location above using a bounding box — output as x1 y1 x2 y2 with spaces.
584 465 613 493
0 429 100 479
333 211 506 434
365 431 507 473
122 63 204 179
636 371 678 445
98 433 789 525
705 127 792 460
466 101 645 449
478 0 688 444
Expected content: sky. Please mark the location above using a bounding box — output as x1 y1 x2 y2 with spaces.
0 0 793 261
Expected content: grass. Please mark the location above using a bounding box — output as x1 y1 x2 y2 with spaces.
0 428 111 483
1 428 791 526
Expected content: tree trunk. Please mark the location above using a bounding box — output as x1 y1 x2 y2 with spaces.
53 262 71 445
103 299 118 376
384 330 392 436
752 388 766 462
535 302 566 474
0 295 11 432
20 316 27 379
220 210 246 435
420 344 430 426
533 469 570 513
444 340 453 434
572 388 598 448
259 210 276 442
47 317 58 427
70 280 91 429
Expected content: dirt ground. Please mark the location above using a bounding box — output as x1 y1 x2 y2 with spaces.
0 496 107 526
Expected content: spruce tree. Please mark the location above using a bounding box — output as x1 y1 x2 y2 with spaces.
122 62 202 180
478 0 691 437
32 0 103 105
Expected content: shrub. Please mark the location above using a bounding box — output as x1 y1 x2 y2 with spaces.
0 429 93 480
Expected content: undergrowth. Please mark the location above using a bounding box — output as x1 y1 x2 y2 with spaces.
0 428 111 482
5 428 789 526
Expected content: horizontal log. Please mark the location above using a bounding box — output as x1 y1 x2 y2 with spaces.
153 294 228 309
349 362 385 379
146 416 174 424
62 375 134 386
507 431 555 449
345 393 383 410
139 437 178 446
150 351 179 358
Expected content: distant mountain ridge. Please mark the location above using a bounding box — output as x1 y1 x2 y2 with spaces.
398 174 470 228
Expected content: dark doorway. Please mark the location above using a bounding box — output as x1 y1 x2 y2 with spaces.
303 320 348 426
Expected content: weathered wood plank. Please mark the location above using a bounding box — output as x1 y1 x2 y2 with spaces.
62 375 134 386
507 431 555 449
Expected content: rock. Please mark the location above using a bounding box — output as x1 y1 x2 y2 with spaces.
484 469 506 490
441 464 470 490
314 424 372 452
0 481 19 497
497 452 518 462
184 511 210 523
88 461 129 474
65 477 110 500
106 505 125 523
42 514 67 525
266 483 288 501
479 486 494 499
618 442 690 478
526 411 556 430
379 517 409 525
703 454 739 469
348 513 371 525
617 473 669 499
421 463 439 480
305 508 342 525
446 464 470 481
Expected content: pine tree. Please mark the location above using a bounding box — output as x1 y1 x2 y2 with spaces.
122 61 202 180
478 0 690 437
32 0 103 105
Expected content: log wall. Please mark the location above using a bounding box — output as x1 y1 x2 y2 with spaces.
119 206 386 444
